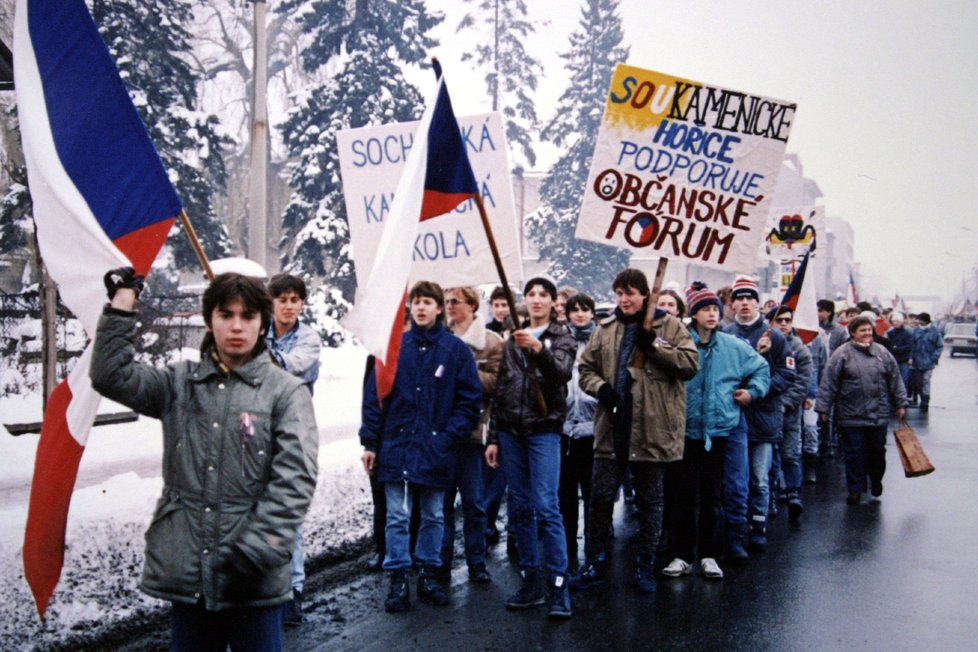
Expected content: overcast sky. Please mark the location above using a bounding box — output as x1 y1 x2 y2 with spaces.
429 0 978 302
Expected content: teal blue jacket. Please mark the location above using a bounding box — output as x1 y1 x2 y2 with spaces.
685 328 770 450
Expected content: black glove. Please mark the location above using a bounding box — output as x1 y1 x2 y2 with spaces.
103 266 145 300
597 383 618 410
636 325 654 349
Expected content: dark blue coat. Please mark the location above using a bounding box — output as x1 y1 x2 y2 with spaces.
359 321 482 489
723 316 796 442
886 325 914 364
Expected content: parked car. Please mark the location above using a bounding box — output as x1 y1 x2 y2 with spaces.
944 322 977 357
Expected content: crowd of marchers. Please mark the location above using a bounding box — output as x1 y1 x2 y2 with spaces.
86 264 940 650
354 269 933 623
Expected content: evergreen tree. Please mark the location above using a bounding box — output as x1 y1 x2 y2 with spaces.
457 0 543 174
525 0 630 297
93 0 232 273
277 0 441 344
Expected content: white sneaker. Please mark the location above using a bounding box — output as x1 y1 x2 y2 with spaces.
700 557 724 580
661 558 692 577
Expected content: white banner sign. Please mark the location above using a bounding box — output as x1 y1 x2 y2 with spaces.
337 112 523 289
577 64 797 273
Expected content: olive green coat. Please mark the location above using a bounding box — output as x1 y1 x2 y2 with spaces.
91 308 319 610
578 312 698 462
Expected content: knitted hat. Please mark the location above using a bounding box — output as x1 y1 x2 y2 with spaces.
730 274 759 301
685 281 723 317
524 274 557 300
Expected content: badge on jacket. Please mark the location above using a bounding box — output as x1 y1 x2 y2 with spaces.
786 356 796 370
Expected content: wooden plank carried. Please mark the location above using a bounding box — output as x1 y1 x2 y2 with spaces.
893 421 935 478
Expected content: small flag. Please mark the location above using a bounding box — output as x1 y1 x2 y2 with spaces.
779 251 819 344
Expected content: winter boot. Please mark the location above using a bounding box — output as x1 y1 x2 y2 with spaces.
505 569 546 610
633 554 657 594
725 522 749 564
384 570 410 613
283 588 303 627
787 489 804 523
569 552 608 591
748 518 768 553
417 567 449 606
546 575 572 619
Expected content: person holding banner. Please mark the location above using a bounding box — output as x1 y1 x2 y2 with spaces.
661 282 768 580
572 269 698 595
359 281 482 613
485 276 576 619
91 271 319 651
440 286 504 584
722 275 795 553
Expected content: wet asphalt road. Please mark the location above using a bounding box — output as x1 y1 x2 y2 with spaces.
284 352 978 652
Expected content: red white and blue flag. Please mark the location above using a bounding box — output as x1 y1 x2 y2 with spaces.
779 251 820 344
15 0 181 618
343 62 478 401
847 270 859 307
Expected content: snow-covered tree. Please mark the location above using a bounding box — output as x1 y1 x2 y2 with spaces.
276 0 441 344
525 0 631 296
93 0 232 272
457 0 543 174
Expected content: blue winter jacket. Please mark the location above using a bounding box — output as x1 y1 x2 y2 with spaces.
911 325 943 371
359 321 482 489
722 315 796 442
886 325 914 364
685 328 770 449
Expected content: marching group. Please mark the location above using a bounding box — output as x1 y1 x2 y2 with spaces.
88 264 936 648
354 268 927 622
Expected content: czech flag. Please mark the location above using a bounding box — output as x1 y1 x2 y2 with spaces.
15 0 181 618
847 269 859 307
779 251 820 344
343 61 478 401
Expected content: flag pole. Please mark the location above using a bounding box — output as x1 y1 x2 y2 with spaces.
632 257 669 368
473 195 548 414
178 209 214 281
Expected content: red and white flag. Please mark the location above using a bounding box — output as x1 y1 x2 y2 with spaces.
343 62 478 400
16 0 181 618
779 251 820 344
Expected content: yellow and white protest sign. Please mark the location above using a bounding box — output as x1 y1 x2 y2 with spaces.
577 64 796 272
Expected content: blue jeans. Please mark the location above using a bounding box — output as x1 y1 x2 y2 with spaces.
722 415 749 525
897 361 911 392
498 431 568 578
171 601 283 652
782 408 803 490
384 482 445 570
441 445 489 568
748 441 773 529
290 525 304 593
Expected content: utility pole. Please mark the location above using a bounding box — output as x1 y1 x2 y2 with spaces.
248 0 269 268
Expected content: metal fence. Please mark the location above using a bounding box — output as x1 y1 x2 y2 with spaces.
0 290 206 397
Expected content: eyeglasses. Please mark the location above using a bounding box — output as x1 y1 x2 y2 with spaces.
774 317 793 324
445 298 467 306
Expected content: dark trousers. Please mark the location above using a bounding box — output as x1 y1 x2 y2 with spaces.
170 601 283 652
841 425 887 494
558 435 594 564
665 438 726 561
587 457 665 559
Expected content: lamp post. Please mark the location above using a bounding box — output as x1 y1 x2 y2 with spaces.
248 0 268 268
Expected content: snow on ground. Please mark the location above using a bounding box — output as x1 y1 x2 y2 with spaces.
0 344 374 650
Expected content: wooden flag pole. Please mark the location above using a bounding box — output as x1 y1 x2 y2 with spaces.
633 257 670 368
179 209 214 281
473 195 548 415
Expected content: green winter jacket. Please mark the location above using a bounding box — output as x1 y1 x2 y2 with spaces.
90 307 319 610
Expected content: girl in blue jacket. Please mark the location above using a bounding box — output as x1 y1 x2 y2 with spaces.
662 282 770 580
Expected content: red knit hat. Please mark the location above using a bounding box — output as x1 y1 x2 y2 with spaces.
730 274 759 301
685 281 723 317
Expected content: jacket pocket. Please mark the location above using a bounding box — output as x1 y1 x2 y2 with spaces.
143 494 198 594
